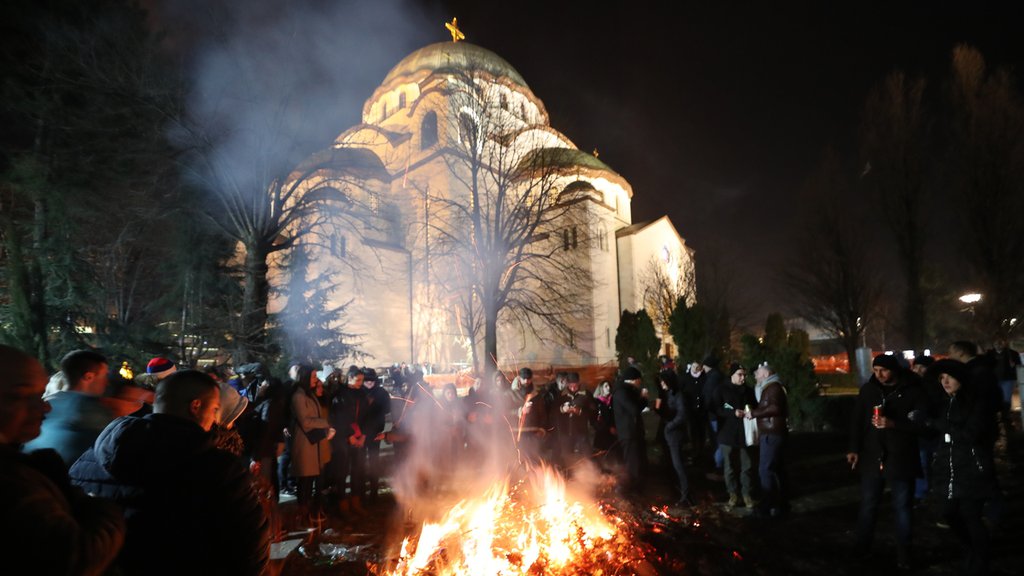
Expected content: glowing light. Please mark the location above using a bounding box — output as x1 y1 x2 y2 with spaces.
959 293 982 304
119 361 133 380
385 466 642 575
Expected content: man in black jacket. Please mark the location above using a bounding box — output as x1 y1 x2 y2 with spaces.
361 368 391 502
702 355 726 471
613 366 648 494
1 345 125 576
846 354 926 570
70 370 270 576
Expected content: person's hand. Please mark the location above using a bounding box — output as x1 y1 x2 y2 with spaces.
873 415 892 429
744 410 754 420
375 432 386 442
326 427 336 441
846 452 858 470
735 409 745 419
641 388 649 399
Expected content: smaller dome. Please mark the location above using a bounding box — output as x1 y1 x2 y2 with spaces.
519 147 620 176
381 42 529 90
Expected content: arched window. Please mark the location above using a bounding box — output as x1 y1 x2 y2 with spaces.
520 102 527 119
459 112 478 150
421 111 438 149
499 93 508 111
399 92 407 110
381 101 388 121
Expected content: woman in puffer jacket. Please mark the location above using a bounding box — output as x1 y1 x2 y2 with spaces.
925 359 997 576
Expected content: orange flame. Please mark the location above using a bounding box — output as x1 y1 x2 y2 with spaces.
384 466 641 575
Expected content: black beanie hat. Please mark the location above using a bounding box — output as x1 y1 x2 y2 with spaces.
872 354 900 371
729 362 744 377
929 359 970 387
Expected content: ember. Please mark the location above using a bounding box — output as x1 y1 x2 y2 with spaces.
382 466 647 575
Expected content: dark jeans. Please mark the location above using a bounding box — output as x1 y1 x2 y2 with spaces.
944 498 989 576
333 443 367 498
558 433 590 468
759 432 787 512
365 439 383 497
665 435 689 499
688 408 706 456
708 418 723 468
915 438 936 500
296 473 325 515
278 434 295 491
855 475 913 551
621 437 644 492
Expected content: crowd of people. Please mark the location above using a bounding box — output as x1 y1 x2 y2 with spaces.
0 337 1017 574
848 341 1017 574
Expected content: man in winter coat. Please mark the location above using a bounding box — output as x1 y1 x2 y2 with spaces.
331 367 370 515
25 349 115 466
988 338 1020 431
748 361 789 518
1 345 125 576
362 368 391 501
846 354 926 570
70 370 270 576
613 366 648 494
717 363 757 509
556 372 592 466
702 355 726 470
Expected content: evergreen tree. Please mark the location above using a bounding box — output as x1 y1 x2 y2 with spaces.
741 314 818 430
270 244 362 366
615 309 661 385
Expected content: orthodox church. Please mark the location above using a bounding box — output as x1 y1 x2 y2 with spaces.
271 38 693 371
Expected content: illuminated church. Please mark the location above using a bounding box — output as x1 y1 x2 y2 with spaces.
273 39 693 371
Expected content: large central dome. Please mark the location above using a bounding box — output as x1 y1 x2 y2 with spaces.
381 42 529 89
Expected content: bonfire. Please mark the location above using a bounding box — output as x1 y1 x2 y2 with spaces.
382 466 648 575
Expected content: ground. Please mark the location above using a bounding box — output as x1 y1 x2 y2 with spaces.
273 428 1023 575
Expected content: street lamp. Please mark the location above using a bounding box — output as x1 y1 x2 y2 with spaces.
959 293 982 304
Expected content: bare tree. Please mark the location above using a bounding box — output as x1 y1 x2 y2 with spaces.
785 154 882 369
860 70 930 350
639 252 696 345
948 45 1024 337
419 63 598 376
174 8 385 364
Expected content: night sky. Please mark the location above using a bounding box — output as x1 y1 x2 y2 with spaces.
424 1 1024 325
147 0 1024 328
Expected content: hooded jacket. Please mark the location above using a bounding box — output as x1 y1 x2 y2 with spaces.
929 384 997 500
69 414 269 576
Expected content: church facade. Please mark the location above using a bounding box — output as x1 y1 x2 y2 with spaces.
271 41 693 371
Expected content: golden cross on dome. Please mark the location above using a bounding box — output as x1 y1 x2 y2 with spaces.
445 17 465 42
593 148 600 158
